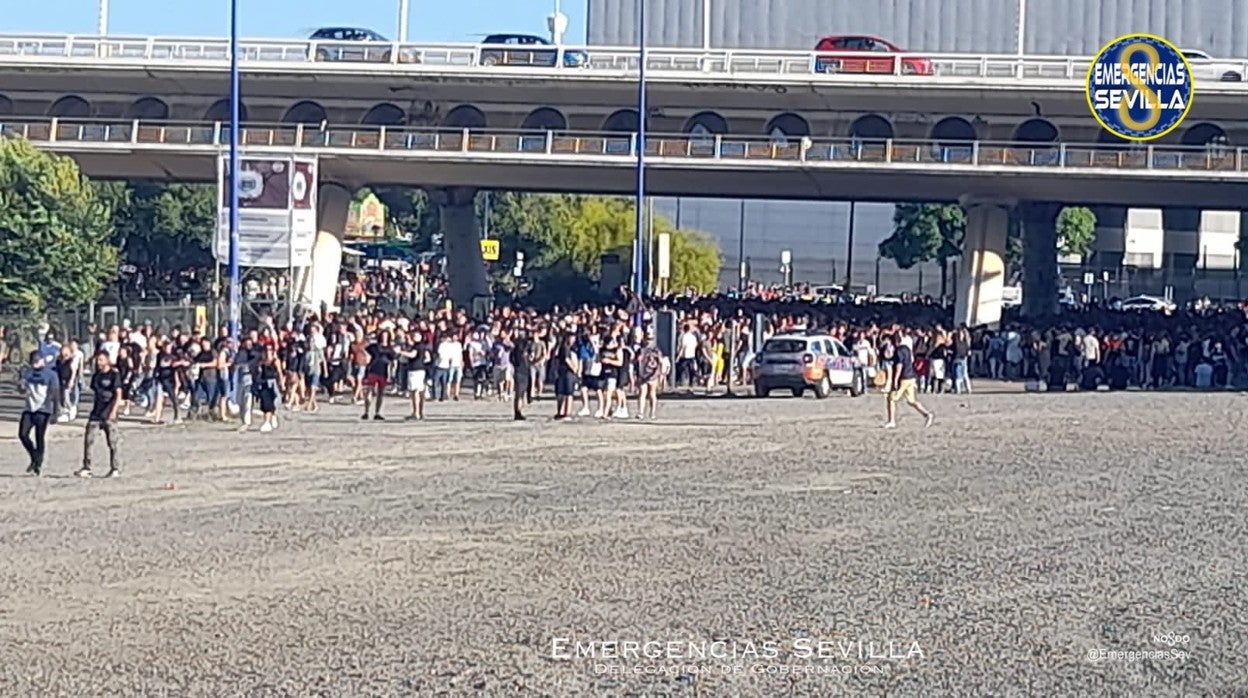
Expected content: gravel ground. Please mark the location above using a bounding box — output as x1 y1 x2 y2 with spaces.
0 385 1245 697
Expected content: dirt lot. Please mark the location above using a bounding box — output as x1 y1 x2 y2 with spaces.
0 386 1244 697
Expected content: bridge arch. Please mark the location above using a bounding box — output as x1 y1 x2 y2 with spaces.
521 107 567 131
1013 118 1059 143
849 114 893 142
930 116 976 145
48 96 90 118
204 99 248 122
0 95 12 115
683 111 729 136
602 109 639 132
283 101 328 125
765 113 810 143
125 97 170 120
443 105 486 129
361 103 406 126
1181 122 1229 149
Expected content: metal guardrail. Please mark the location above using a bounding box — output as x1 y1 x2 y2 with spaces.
2 119 1245 174
4 33 1241 82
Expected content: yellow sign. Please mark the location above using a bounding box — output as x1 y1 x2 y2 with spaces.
194 305 207 334
480 239 500 261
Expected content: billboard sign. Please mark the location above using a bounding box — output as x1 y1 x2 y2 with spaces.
215 156 318 268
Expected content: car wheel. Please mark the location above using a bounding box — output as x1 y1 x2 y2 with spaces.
754 384 770 398
814 375 831 399
1222 71 1243 82
850 372 866 397
315 48 330 62
790 387 804 398
482 55 499 67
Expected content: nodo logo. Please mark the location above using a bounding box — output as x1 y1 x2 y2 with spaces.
1086 34 1194 141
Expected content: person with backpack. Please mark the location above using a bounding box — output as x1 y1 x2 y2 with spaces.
635 335 664 420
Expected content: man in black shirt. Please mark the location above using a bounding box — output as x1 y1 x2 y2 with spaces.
362 330 396 420
885 334 934 429
76 351 123 478
510 329 532 421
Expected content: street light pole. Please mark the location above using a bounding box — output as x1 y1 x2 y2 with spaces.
398 0 410 43
227 0 242 341
1016 0 1027 56
98 0 109 35
701 0 711 50
632 0 647 307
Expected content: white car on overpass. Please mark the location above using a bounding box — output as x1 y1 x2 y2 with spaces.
1181 49 1244 82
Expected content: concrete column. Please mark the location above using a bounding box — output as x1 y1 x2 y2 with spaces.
432 187 490 309
1020 202 1062 318
954 200 1011 328
1089 205 1127 270
303 182 352 314
1162 207 1201 272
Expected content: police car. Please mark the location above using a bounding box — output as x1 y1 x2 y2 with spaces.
752 333 866 398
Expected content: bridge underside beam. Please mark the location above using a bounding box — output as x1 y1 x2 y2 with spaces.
1021 202 1062 318
302 182 352 314
433 187 490 309
954 199 1010 329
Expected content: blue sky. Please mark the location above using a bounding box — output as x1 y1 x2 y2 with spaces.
11 0 587 44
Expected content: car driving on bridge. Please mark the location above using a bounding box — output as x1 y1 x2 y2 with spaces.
309 27 419 63
813 35 934 76
478 34 589 67
752 333 866 398
1181 49 1244 82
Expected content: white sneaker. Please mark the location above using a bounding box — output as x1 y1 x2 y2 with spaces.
56 413 70 423
593 409 603 419
925 414 935 428
259 422 273 433
615 407 628 419
882 421 897 429
577 407 590 417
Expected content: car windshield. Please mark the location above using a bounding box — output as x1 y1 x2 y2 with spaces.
762 339 807 354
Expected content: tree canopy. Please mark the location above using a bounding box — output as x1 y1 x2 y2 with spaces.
0 139 119 314
97 182 216 270
884 202 1099 282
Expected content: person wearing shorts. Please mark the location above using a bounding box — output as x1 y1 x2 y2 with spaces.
885 334 933 429
553 333 580 420
362 330 396 421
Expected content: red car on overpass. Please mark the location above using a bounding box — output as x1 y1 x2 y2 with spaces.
813 35 935 76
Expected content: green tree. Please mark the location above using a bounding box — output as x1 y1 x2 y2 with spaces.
0 139 119 314
1056 206 1097 258
879 203 965 297
101 182 216 269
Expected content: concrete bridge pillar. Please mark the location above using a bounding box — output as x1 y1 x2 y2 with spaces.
954 199 1011 328
1089 206 1128 269
431 187 490 309
1020 202 1062 319
302 182 352 314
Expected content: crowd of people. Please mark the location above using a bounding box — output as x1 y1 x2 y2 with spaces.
9 289 1248 478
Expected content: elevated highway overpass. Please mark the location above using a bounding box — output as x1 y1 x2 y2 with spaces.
4 116 1245 327
2 34 1248 147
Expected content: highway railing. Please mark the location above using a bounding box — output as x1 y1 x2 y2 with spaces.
0 33 1219 81
2 119 1245 173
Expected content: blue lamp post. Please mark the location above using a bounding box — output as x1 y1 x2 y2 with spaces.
632 0 647 308
227 0 242 340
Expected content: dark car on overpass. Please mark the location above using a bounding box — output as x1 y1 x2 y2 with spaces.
478 33 588 67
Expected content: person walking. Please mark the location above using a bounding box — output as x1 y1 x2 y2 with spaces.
18 350 60 476
76 351 123 478
361 330 396 420
884 334 934 429
510 329 532 421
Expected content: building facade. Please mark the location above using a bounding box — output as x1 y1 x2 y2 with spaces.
587 0 1248 295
